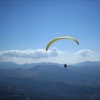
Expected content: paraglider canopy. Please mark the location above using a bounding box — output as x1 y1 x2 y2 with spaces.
46 36 79 51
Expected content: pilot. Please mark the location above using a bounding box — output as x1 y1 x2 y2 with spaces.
64 64 67 68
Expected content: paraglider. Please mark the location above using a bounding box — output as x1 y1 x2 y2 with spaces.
45 36 79 68
46 36 79 51
63 64 67 68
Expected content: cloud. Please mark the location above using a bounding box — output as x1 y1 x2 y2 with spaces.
75 49 93 58
0 47 66 60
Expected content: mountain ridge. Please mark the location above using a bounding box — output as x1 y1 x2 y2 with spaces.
0 61 100 69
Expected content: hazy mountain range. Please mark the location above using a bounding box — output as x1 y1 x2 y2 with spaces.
0 61 100 69
0 62 62 69
0 61 100 85
0 61 100 100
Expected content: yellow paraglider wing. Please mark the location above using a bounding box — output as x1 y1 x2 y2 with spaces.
46 36 79 51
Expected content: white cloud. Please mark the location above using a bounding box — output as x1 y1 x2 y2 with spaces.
0 56 13 62
0 47 65 60
75 49 93 58
0 48 99 65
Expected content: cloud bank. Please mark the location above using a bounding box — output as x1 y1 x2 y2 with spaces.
0 47 65 59
0 48 95 64
75 49 93 58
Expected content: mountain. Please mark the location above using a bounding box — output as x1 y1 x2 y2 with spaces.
0 64 100 86
0 61 100 69
0 62 100 100
0 81 100 100
0 62 21 69
0 62 63 69
74 61 100 66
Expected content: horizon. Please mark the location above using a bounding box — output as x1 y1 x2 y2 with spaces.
0 1 100 64
0 60 100 65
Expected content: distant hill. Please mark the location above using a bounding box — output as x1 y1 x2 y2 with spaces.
0 62 62 69
0 62 21 69
0 61 100 100
0 63 100 86
0 61 100 69
74 61 100 66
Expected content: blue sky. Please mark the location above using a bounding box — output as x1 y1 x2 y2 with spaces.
0 0 100 64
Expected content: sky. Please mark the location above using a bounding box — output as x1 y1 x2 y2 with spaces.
0 0 100 65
